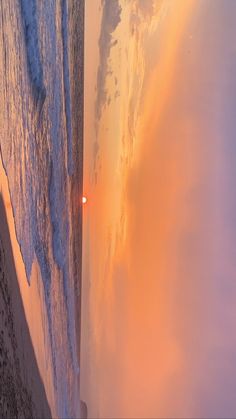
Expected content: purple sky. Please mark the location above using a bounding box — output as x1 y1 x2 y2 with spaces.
82 1 236 417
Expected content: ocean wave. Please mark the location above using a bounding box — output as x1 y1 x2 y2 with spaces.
0 0 83 416
19 0 46 101
61 0 74 176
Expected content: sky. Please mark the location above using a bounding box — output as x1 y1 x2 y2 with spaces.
81 1 236 417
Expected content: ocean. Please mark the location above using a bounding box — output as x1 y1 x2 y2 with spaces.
0 0 84 416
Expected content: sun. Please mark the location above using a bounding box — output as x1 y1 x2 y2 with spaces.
82 196 87 204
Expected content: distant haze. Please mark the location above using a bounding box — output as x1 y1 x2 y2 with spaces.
82 1 236 417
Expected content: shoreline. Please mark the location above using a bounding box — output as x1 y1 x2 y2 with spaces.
0 193 51 418
0 0 85 415
0 154 56 417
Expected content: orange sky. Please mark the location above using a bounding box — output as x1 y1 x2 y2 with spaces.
82 1 236 417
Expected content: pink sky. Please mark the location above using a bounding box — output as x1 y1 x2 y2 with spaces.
81 1 236 417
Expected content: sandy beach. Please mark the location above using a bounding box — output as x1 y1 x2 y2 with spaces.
0 194 51 418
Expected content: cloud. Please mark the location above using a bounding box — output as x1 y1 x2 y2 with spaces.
136 0 155 17
129 0 158 34
89 1 236 415
99 70 236 416
95 0 122 123
84 1 236 417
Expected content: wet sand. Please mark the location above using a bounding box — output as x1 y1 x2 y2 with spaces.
0 195 51 418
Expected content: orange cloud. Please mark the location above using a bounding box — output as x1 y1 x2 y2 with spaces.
83 1 236 418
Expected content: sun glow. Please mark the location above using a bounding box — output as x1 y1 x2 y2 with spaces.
82 196 87 204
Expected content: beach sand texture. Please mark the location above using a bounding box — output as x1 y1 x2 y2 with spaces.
0 195 51 418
